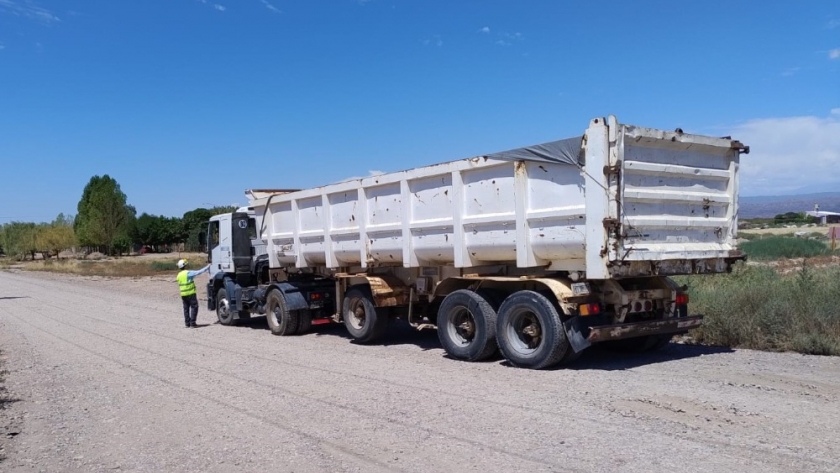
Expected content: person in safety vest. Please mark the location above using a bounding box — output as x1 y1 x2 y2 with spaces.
176 259 210 328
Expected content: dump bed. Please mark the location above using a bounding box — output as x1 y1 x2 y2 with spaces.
251 116 746 279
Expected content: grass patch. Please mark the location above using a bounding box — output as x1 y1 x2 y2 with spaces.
740 236 835 261
17 254 205 277
149 260 178 271
675 263 840 356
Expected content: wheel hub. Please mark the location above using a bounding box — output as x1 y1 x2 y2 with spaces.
456 318 475 340
508 312 542 351
350 304 366 329
219 299 230 317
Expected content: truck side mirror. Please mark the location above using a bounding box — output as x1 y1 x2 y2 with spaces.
198 231 207 247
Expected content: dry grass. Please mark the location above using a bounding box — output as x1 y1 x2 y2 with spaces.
6 253 208 278
676 262 840 356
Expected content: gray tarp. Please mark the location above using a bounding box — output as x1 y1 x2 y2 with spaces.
485 135 584 166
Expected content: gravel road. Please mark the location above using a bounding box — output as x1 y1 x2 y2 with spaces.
1 270 838 473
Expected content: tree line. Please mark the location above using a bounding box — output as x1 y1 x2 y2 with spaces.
0 174 235 260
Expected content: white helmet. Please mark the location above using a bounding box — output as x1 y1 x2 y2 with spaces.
177 259 188 269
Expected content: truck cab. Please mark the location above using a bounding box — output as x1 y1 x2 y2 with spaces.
204 208 270 323
206 208 266 282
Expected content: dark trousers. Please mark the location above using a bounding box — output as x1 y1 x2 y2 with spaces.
182 294 199 326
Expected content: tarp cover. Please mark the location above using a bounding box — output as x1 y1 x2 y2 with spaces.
485 135 584 166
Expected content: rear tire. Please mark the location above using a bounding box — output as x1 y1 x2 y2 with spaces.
496 291 571 370
266 290 299 336
475 288 506 311
343 287 388 343
216 288 236 326
437 290 498 361
296 309 313 334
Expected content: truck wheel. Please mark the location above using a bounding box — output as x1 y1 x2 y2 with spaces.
476 288 506 311
437 290 498 362
343 287 388 343
266 290 299 336
216 288 236 326
296 310 313 334
496 291 571 370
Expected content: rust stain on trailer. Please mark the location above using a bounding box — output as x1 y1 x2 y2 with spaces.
367 275 409 306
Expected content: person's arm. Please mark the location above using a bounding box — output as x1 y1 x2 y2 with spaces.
186 264 211 280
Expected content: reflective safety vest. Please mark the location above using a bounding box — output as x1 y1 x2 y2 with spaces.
177 270 196 297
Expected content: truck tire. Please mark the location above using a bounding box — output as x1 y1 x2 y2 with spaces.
343 287 388 344
476 288 507 311
437 290 498 362
215 288 236 326
496 291 571 370
266 290 299 336
296 309 313 334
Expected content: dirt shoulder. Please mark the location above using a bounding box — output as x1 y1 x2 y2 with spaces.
0 348 22 464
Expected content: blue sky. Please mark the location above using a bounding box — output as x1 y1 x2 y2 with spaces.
1 0 839 223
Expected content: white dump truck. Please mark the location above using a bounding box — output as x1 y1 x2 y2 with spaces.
203 116 748 369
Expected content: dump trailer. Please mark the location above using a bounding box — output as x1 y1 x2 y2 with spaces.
205 115 748 369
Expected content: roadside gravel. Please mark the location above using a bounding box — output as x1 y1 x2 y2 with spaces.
0 270 838 472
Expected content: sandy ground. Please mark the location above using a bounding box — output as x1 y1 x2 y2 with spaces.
1 270 839 473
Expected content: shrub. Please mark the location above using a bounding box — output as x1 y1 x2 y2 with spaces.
149 260 178 271
740 236 834 260
675 263 840 355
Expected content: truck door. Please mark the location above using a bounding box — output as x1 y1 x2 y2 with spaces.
210 214 234 274
231 212 253 277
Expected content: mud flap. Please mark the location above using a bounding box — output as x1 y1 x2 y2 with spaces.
224 278 240 311
564 316 592 354
206 282 216 311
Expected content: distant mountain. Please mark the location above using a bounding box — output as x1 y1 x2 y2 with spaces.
739 192 840 219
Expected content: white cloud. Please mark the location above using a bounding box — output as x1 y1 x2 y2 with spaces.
781 67 800 76
259 0 281 13
829 19 840 29
732 110 840 195
0 0 60 24
214 4 226 11
494 32 523 46
478 26 490 34
423 35 443 47
829 48 840 60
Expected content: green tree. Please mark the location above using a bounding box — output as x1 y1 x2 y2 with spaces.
130 213 184 252
182 208 214 252
1 222 38 260
132 213 158 248
36 214 77 259
75 175 134 255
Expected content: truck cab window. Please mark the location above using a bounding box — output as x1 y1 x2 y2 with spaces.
248 218 257 240
209 221 220 249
